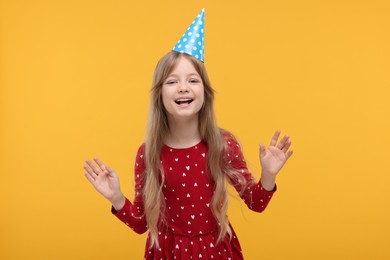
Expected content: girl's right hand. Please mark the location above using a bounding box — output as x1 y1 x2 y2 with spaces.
84 157 125 211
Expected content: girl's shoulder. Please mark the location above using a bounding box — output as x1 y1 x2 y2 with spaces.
220 128 239 145
220 128 242 153
135 143 146 168
136 143 146 155
220 129 247 168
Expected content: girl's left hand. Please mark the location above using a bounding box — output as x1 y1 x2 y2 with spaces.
259 130 294 177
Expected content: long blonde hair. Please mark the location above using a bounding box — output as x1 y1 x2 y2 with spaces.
143 51 254 248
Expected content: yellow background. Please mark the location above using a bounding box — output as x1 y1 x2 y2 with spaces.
1 0 389 259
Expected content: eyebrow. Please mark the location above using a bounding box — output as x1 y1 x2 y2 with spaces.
167 73 201 78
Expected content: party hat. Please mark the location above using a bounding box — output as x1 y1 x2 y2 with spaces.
172 8 205 62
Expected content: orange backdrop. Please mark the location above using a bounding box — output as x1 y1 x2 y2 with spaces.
1 0 389 259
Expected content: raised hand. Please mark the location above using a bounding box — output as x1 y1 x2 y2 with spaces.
259 130 293 190
84 158 125 210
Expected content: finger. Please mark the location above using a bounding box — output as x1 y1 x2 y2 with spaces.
105 166 117 178
281 139 292 153
84 163 94 175
105 165 114 173
286 149 294 159
84 171 95 183
94 157 107 172
277 134 290 150
259 143 266 158
85 159 102 175
84 165 97 182
269 130 281 147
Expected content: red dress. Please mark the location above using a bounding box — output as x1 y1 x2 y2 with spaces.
112 136 276 259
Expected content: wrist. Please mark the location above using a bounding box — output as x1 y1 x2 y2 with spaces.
260 172 276 191
110 192 126 211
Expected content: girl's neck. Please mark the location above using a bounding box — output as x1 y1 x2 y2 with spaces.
165 117 201 148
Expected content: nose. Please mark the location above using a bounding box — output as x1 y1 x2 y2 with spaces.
178 81 189 93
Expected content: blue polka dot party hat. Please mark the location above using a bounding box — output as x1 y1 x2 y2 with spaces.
172 8 205 62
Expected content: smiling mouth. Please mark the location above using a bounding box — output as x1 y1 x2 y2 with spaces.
175 98 193 105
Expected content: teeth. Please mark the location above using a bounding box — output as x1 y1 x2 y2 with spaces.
176 98 192 102
175 98 193 105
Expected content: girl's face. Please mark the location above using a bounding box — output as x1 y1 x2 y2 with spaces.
162 56 204 122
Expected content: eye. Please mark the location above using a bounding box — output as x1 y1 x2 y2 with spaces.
189 79 200 84
165 80 176 85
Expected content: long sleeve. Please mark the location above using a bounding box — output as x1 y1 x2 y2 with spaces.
111 144 148 234
225 135 276 213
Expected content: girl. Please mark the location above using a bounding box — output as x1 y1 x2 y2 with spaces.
84 51 293 259
84 10 293 260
